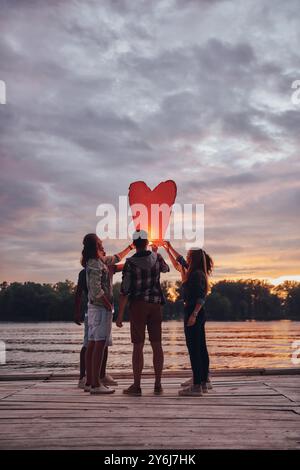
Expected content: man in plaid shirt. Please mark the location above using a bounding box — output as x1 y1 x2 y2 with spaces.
116 230 170 396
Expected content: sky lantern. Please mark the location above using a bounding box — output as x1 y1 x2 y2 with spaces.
128 180 177 244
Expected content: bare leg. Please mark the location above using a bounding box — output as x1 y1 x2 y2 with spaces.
86 341 95 386
100 346 108 379
132 342 144 387
92 340 106 388
151 341 164 387
79 346 86 379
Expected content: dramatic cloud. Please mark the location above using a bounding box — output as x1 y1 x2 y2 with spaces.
0 0 300 282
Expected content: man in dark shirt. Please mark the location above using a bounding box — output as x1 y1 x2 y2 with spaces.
74 269 89 388
116 230 169 396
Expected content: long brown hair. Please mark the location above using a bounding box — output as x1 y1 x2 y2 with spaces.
186 249 213 295
81 233 102 267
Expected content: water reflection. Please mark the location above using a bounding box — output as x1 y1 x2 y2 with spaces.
1 321 299 373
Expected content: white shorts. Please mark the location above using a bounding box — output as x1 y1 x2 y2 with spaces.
87 304 113 346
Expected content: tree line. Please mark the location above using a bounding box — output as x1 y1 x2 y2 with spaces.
0 279 299 322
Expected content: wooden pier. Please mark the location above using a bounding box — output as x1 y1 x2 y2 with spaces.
0 369 300 450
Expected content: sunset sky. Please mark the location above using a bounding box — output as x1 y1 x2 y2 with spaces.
0 0 300 284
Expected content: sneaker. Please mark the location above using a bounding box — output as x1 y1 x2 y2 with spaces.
123 384 142 396
78 377 86 389
181 377 192 387
207 378 213 390
101 374 118 387
201 382 208 394
154 384 163 395
178 385 203 397
84 384 91 392
90 384 115 395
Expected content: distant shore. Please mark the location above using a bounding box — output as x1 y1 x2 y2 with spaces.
1 279 299 322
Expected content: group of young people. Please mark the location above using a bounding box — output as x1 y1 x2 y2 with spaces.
74 230 213 396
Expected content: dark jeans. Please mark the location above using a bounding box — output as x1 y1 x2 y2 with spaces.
184 307 209 385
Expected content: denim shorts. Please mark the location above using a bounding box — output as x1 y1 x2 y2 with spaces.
82 313 88 348
87 304 113 346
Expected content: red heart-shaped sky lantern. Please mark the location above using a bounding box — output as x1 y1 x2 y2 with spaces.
128 180 177 243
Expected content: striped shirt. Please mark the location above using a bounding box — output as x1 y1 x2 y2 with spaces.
86 255 120 306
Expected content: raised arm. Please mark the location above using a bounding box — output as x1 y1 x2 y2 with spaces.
116 243 134 261
163 241 184 273
112 263 125 274
167 242 182 261
102 244 134 266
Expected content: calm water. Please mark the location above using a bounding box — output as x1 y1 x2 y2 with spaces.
1 321 300 374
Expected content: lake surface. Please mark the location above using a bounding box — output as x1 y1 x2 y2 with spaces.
1 321 300 374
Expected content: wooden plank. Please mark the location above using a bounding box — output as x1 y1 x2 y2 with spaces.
0 399 293 412
0 374 299 450
10 384 279 395
0 408 297 421
0 418 299 429
0 407 297 417
0 429 299 445
1 432 299 450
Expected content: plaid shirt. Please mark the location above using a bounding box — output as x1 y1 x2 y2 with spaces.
121 251 170 304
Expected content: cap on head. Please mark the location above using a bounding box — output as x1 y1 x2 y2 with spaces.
132 229 149 250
